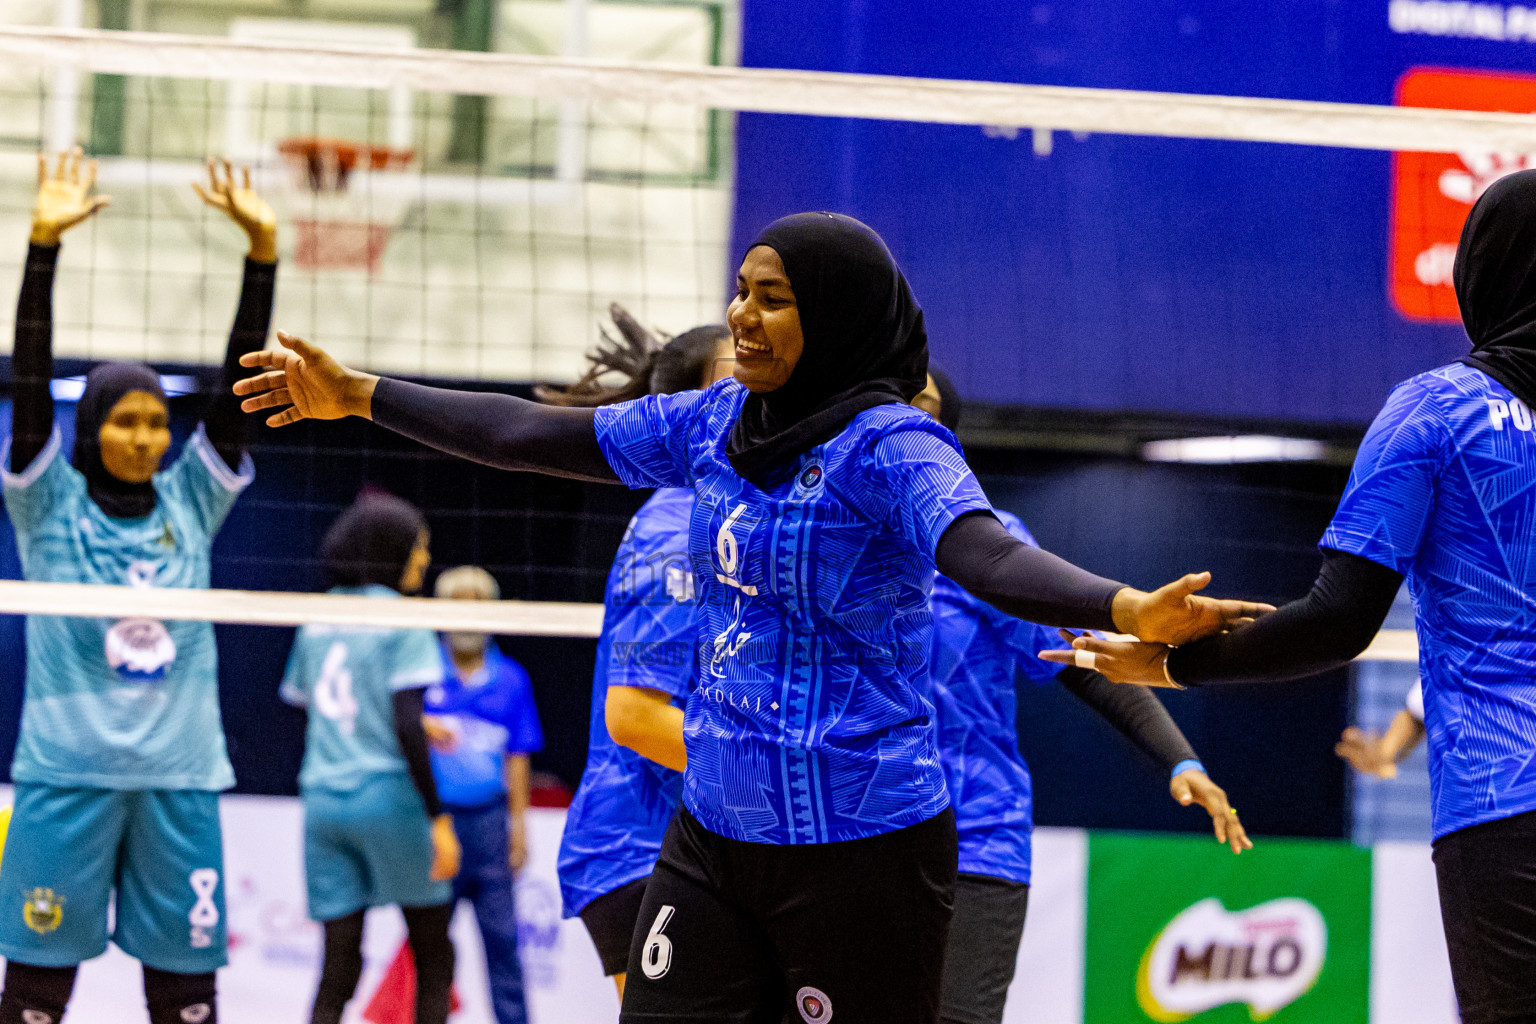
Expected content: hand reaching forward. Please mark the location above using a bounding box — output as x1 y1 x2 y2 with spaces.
1111 572 1272 646
234 332 378 426
193 158 277 262
1336 726 1407 779
31 148 110 246
1171 767 1253 854
1039 631 1175 687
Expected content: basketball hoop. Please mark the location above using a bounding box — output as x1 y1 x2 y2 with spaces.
277 136 415 274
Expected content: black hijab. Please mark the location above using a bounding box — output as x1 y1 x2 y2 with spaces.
72 362 167 519
1455 169 1536 405
726 212 929 486
321 492 428 590
928 363 962 434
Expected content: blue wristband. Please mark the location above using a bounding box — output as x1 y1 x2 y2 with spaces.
1171 759 1205 779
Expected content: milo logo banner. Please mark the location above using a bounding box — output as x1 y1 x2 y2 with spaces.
1086 833 1371 1024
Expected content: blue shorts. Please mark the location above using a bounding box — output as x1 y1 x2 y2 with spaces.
0 784 226 973
303 773 450 922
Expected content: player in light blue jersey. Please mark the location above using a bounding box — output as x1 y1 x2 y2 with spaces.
0 153 275 1024
916 369 1248 1024
281 493 461 1024
236 212 1265 1023
546 312 734 998
1056 170 1536 1024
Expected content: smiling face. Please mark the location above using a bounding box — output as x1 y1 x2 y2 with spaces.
726 246 805 393
97 390 171 484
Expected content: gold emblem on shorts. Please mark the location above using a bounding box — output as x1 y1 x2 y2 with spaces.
22 888 63 935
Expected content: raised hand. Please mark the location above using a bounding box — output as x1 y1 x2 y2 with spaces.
1171 767 1253 854
31 148 111 246
1112 572 1273 646
192 158 277 262
234 331 378 427
1039 630 1174 686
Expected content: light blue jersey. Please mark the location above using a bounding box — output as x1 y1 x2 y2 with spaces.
559 487 695 917
931 510 1062 886
1323 362 1536 839
280 586 445 793
595 380 993 845
2 426 252 790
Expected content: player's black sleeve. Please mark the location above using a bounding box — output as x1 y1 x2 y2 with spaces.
369 377 618 482
1056 665 1198 770
11 243 59 474
204 257 276 471
935 511 1124 631
392 686 443 818
1167 548 1402 687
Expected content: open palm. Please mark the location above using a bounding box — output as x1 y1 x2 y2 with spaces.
32 148 110 245
1126 572 1272 645
235 332 370 426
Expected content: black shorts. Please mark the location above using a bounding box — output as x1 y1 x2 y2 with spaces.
620 806 958 1024
579 877 651 976
1434 807 1536 1024
939 873 1030 1024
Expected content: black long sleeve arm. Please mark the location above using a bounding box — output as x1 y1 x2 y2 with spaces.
11 244 58 473
370 376 618 482
205 258 276 470
393 687 443 818
1056 665 1199 771
935 511 1125 631
1166 548 1403 687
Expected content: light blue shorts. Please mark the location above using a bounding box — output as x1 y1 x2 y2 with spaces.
0 784 226 972
303 773 450 922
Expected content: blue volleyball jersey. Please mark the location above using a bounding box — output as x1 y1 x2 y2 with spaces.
2 426 252 790
281 586 446 793
558 487 695 917
931 509 1063 885
1322 362 1536 839
595 379 994 845
425 643 543 809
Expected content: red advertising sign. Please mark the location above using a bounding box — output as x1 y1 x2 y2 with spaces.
1392 68 1536 322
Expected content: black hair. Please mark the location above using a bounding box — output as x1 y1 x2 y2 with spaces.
535 302 729 406
321 492 428 590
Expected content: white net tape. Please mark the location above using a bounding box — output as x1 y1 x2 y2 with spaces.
1 26 1535 153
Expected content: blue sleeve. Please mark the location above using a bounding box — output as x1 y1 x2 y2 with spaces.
1320 379 1448 575
158 425 254 537
390 629 446 691
604 554 698 703
860 423 994 558
496 655 544 754
593 388 712 488
2 428 71 543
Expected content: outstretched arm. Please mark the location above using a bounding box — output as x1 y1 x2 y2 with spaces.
1042 549 1402 687
195 160 277 470
936 511 1274 645
233 332 617 482
13 150 111 473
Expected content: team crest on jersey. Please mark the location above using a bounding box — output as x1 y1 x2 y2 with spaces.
796 986 832 1022
105 617 177 682
791 460 826 501
22 888 63 935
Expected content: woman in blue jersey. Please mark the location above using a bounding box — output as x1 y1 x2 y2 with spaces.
234 212 1266 1023
0 153 273 1024
917 368 1249 1024
1050 170 1536 1024
281 493 461 1024
544 309 734 997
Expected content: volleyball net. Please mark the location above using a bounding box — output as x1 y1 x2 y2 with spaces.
0 19 1505 660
